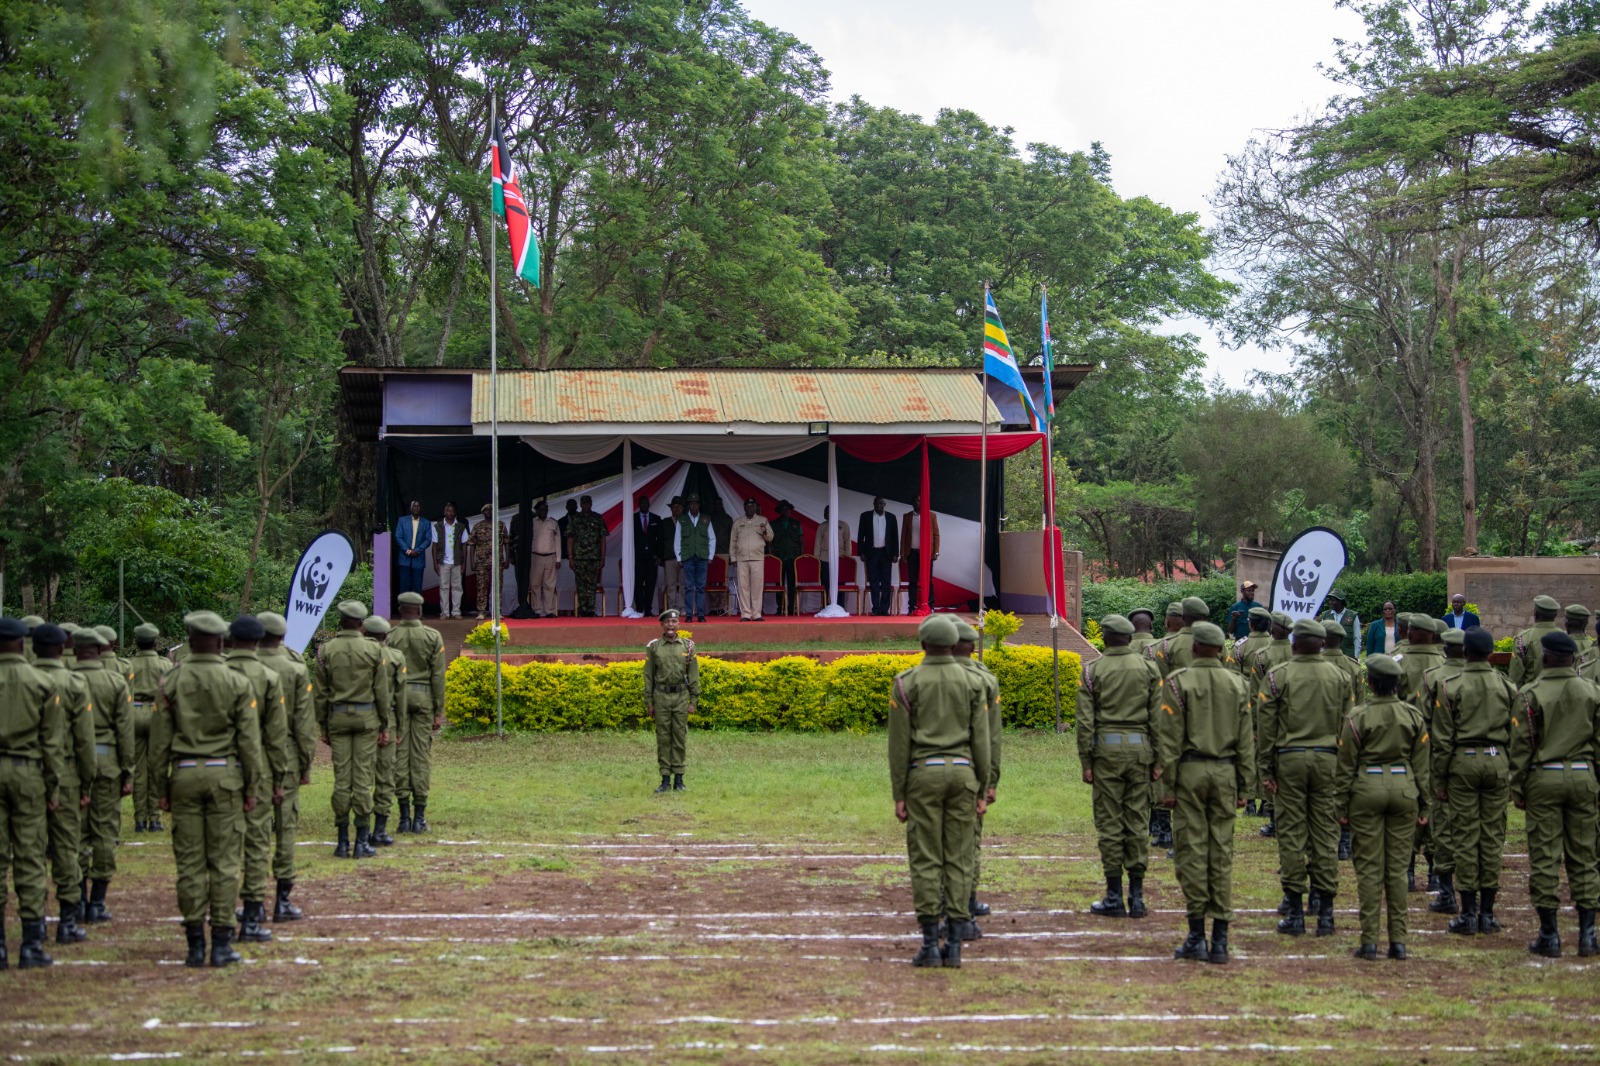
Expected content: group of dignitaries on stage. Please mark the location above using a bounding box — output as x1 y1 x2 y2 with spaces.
0 594 446 969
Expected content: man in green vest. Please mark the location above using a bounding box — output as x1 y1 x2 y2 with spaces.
675 496 715 624
1319 589 1361 659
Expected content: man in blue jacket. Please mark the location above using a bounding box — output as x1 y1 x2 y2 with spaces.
1441 594 1480 631
394 500 434 598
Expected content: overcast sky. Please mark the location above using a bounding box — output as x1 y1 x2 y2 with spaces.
740 0 1367 389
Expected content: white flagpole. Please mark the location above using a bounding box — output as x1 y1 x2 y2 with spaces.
490 94 503 739
977 282 990 663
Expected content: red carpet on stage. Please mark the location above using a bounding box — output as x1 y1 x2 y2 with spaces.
501 614 926 649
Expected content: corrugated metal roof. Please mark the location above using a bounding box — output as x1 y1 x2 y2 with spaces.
471 369 1000 427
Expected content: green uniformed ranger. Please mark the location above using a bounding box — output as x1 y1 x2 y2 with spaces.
643 609 698 793
890 614 990 969
1143 603 1182 849
1078 614 1161 920
568 495 609 619
1147 596 1209 679
30 624 94 945
1251 611 1295 840
953 619 1000 928
1 617 68 969
127 624 172 833
1422 626 1468 913
315 601 393 859
1322 619 1362 861
362 614 407 847
225 615 290 943
1510 630 1600 958
69 626 133 924
21 615 43 664
1128 608 1158 658
95 625 129 677
1157 621 1254 965
1398 615 1445 893
1510 595 1563 687
1234 607 1274 817
1563 605 1594 660
1433 626 1515 935
1392 613 1413 657
152 611 266 966
1260 619 1353 938
386 592 446 834
257 612 315 922
1335 653 1430 960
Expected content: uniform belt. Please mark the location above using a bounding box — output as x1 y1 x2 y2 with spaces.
1461 746 1502 756
406 681 432 690
174 758 237 769
94 743 114 756
533 551 556 556
333 702 375 712
656 684 685 693
1276 746 1337 754
1540 762 1591 771
1179 753 1235 765
1097 733 1144 746
132 700 153 708
2 755 40 767
1364 765 1408 774
914 757 972 767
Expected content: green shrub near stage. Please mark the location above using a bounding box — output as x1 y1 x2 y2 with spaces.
445 646 1081 733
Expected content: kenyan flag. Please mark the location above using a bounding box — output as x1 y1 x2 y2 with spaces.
490 120 539 286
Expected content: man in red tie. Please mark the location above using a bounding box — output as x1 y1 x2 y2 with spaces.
632 495 663 616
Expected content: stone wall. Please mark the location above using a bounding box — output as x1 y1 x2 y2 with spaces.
1235 546 1283 603
1446 556 1600 637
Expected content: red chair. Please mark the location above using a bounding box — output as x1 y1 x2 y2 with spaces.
762 555 785 616
793 554 823 614
836 556 862 615
706 556 728 613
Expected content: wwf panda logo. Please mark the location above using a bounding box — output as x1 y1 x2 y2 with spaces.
1284 555 1322 600
298 554 336 603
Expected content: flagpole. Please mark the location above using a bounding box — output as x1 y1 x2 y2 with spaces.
490 94 504 740
976 282 989 664
1042 283 1061 731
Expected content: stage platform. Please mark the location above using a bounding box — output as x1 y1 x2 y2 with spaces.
498 613 924 649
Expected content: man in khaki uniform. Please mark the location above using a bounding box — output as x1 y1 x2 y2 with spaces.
1564 605 1594 660
1147 596 1209 679
21 615 43 664
315 601 392 859
153 610 265 966
1250 611 1294 839
728 498 774 621
644 609 698 793
257 612 315 921
1145 602 1184 847
127 624 172 833
1511 595 1563 687
1234 607 1274 817
69 627 133 924
387 592 446 833
889 614 990 968
224 615 289 942
30 623 94 945
1 617 68 969
1422 626 1468 913
362 615 407 846
954 619 1000 928
1078 614 1160 919
526 500 563 618
1322 618 1363 861
1129 608 1158 657
1398 616 1445 892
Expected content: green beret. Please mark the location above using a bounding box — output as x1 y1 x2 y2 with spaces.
21 615 43 630
1099 614 1135 636
1328 588 1346 601
1414 616 1444 636
1566 604 1592 622
1292 618 1326 639
917 614 960 647
73 626 107 648
185 611 229 637
397 592 425 607
362 616 391 636
257 612 287 637
134 623 160 641
1322 620 1346 639
1191 621 1225 647
1166 602 1184 617
1395 612 1412 627
659 609 681 624
954 619 981 643
1128 607 1154 620
1440 628 1465 646
93 625 117 646
1248 606 1271 621
1366 653 1402 678
60 622 80 635
1181 596 1209 618
337 601 369 620
1271 611 1293 629
1534 595 1561 612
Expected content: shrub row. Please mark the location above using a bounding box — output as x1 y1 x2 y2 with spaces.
444 646 1081 733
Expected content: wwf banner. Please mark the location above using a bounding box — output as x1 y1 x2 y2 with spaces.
284 529 356 654
1269 526 1350 621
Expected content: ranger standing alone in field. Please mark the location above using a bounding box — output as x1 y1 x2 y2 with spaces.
644 609 698 794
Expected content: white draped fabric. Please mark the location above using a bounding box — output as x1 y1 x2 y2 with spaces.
522 434 823 465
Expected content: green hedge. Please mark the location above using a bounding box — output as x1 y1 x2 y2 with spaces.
1329 571 1449 627
445 646 1081 733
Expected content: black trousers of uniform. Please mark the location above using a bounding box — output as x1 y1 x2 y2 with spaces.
633 556 659 616
864 549 892 614
906 550 931 612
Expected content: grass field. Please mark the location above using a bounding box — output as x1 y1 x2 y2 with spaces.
4 730 1597 1064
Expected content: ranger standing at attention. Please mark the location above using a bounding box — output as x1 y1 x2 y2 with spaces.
1335 653 1430 961
889 614 989 969
315 601 392 860
1563 605 1594 660
127 624 172 833
1149 597 1210 679
568 495 610 619
21 615 43 664
0 617 68 969
1321 618 1363 861
1235 607 1274 817
1128 608 1158 657
30 623 94 946
644 609 698 794
1511 595 1563 687
1398 615 1445 893
1078 614 1161 920
257 612 315 922
224 616 289 943
1251 611 1295 839
386 592 446 833
69 626 133 925
1156 621 1254 965
953 619 1000 928
1422 626 1468 914
362 615 407 847
1510 630 1600 958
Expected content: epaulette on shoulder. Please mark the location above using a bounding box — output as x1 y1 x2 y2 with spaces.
646 638 659 648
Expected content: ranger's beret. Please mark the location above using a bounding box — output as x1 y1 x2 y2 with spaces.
21 615 44 630
362 616 391 636
954 619 982 642
917 615 960 647
1440 628 1465 647
1541 630 1578 655
0 617 27 640
134 623 161 641
1248 606 1272 621
257 612 288 637
1463 627 1495 655
1191 621 1226 647
1366 653 1402 677
1534 595 1561 612
659 609 680 624
230 616 266 641
1322 620 1347 639
337 601 369 620
1271 611 1293 629
1166 602 1184 617
32 623 66 647
93 625 118 646
397 592 425 606
1565 604 1592 622
1292 618 1326 639
1181 596 1210 618
72 626 108 648
1100 614 1135 636
1413 616 1444 636
186 611 229 637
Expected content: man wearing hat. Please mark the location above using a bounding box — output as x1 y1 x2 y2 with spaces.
953 618 1000 926
1322 618 1362 861
644 610 698 793
1511 596 1563 686
1259 619 1353 937
1143 603 1184 674
387 592 446 833
1077 614 1161 919
1423 627 1467 911
151 610 267 967
890 614 990 968
769 502 804 616
1 617 69 968
1249 611 1295 837
1319 589 1361 660
1334 653 1430 961
468 504 509 621
1510 629 1600 958
314 601 393 859
568 495 609 618
70 625 134 924
30 622 94 945
1398 615 1445 892
1233 608 1274 683
362 615 407 847
1225 582 1262 641
1137 606 1175 845
128 623 173 833
1149 596 1212 679
1156 620 1253 964
1433 626 1517 935
225 616 291 942
257 611 316 920
21 615 43 664
95 625 128 677
1564 605 1595 659
728 498 774 622
674 495 715 623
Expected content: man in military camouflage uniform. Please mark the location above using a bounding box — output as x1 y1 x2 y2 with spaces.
315 601 393 859
644 609 698 793
2 617 68 969
568 494 610 618
127 624 171 832
468 505 509 620
70 627 133 924
954 618 1000 929
1511 595 1563 687
362 615 407 847
387 592 446 833
30 623 94 945
257 612 315 921
224 615 289 942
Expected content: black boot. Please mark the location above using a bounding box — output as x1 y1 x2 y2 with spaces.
969 892 991 918
135 820 147 833
210 925 241 967
1529 906 1561 958
1259 813 1276 838
184 922 206 968
333 823 351 858
1208 919 1230 964
372 815 394 846
1315 889 1336 937
1090 874 1126 918
18 919 52 970
1479 888 1501 933
397 799 412 833
150 815 164 831
1149 808 1161 842
56 900 86 944
239 900 272 943
1154 809 1173 849
1426 868 1441 894
1277 894 1293 917
1174 917 1207 960
1578 907 1598 958
0 927 6 971
1429 871 1458 914
274 879 303 922
654 775 671 794
673 774 686 792
1276 892 1305 936
354 823 377 859
1448 890 1479 935
1127 875 1147 919
951 914 981 942
1387 942 1408 960
1407 855 1417 892
911 920 943 968
1338 824 1352 861
85 878 112 923
77 878 88 924
940 922 962 968
412 802 428 832
1244 799 1257 817
1353 942 1378 960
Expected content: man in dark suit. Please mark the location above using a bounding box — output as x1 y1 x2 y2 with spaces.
631 495 663 616
858 496 899 616
1441 594 1481 631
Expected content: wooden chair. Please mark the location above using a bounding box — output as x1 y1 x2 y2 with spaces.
793 554 823 615
762 555 785 616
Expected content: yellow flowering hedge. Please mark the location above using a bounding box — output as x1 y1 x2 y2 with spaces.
445 645 1081 733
